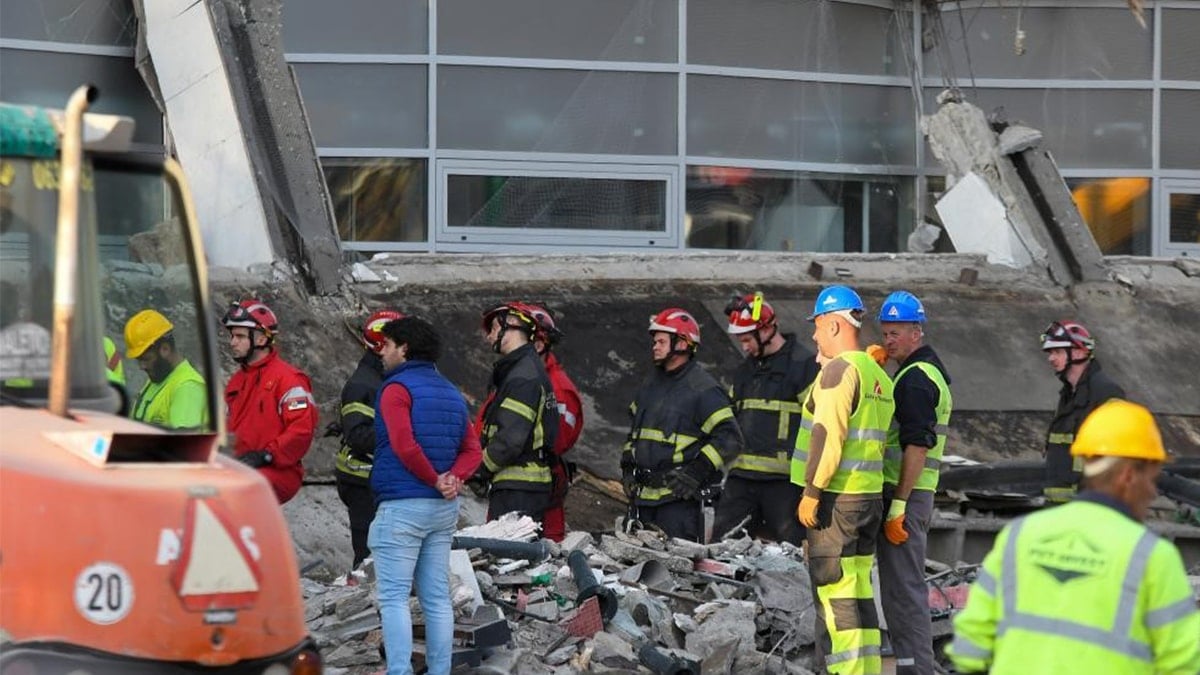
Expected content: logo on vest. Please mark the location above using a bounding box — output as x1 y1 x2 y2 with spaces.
1029 531 1109 584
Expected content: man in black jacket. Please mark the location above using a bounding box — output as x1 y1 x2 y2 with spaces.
713 293 817 544
623 307 744 542
472 302 559 522
334 309 402 569
1040 320 1125 494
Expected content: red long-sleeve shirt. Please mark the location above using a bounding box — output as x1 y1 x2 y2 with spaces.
380 385 482 486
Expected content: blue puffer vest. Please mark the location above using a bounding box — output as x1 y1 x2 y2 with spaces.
371 360 469 503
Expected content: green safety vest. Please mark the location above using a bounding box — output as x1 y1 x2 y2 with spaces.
130 359 208 430
104 336 125 386
948 500 1200 674
883 361 952 491
791 351 894 495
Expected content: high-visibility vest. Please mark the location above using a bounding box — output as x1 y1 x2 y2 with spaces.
104 336 125 386
130 359 208 430
334 400 374 480
947 499 1200 674
791 350 894 495
883 361 951 491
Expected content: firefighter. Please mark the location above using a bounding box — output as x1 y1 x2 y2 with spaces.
875 291 953 675
334 309 403 569
123 309 208 430
222 299 318 504
622 308 744 542
794 285 894 675
525 304 582 542
1041 320 1125 499
470 302 559 523
948 399 1200 674
713 292 818 544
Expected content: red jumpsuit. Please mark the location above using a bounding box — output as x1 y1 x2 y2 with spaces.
225 350 318 504
542 352 582 541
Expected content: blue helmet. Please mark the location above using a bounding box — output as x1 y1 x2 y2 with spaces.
807 285 865 321
878 291 926 323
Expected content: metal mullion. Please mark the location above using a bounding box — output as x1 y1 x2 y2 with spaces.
1152 3 1163 255
0 38 132 57
285 52 429 64
1159 81 1200 90
316 148 430 158
913 1 927 230
686 63 910 87
1060 168 1159 179
434 149 676 165
427 0 438 253
677 0 688 250
683 156 918 176
433 54 676 74
918 77 1157 90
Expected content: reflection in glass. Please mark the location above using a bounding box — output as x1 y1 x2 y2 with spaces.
1067 178 1151 255
685 167 913 252
323 159 427 243
283 0 427 54
1161 90 1200 171
447 175 665 231
0 0 136 45
1169 194 1200 246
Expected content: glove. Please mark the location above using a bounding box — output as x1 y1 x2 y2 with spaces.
866 343 888 366
466 467 494 498
322 421 343 438
665 459 717 501
797 494 821 528
238 450 273 468
621 466 638 499
884 498 909 545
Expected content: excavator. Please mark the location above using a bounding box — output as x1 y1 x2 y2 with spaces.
0 86 321 673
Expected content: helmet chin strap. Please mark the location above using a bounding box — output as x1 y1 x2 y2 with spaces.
234 329 272 364
655 336 694 368
753 325 778 362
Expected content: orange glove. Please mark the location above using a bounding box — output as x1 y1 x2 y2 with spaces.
884 498 909 545
797 494 820 528
866 343 888 366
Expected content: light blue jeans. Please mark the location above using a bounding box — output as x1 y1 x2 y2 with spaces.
368 497 459 675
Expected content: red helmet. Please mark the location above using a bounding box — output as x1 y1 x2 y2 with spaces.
648 308 701 346
524 303 563 345
725 292 775 335
363 309 404 353
1040 320 1094 352
481 302 540 335
222 299 278 336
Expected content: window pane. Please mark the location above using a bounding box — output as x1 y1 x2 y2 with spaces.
294 64 426 148
1162 9 1200 81
690 77 915 165
1162 90 1200 171
0 0 135 45
1169 194 1200 246
928 7 1151 80
689 0 907 76
924 88 1150 169
686 167 914 252
1066 178 1151 255
323 159 427 242
439 67 676 154
447 175 665 232
283 0 426 54
0 50 161 145
439 0 675 62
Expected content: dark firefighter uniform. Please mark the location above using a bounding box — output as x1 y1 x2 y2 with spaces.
335 349 385 568
478 342 559 521
1045 360 1124 490
622 360 744 542
713 334 818 544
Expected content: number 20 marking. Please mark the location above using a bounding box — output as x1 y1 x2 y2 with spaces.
74 562 134 624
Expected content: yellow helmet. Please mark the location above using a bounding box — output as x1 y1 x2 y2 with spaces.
1070 399 1166 463
124 309 174 359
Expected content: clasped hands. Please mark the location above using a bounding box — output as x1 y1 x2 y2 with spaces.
435 472 462 500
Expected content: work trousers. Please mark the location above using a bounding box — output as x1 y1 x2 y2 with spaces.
635 500 703 542
488 488 550 524
713 475 805 545
806 493 883 675
877 486 934 675
336 473 377 569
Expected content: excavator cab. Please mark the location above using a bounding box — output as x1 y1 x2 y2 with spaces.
0 88 321 673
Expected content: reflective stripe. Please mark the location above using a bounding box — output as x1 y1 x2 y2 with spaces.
883 446 942 471
800 418 814 431
500 397 536 421
738 398 803 414
950 635 992 660
976 567 997 596
730 451 790 475
825 644 882 666
341 401 374 418
278 385 315 415
896 658 915 666
558 404 578 428
493 462 552 484
1000 520 1156 663
847 428 887 442
840 459 883 473
1145 597 1199 629
637 486 673 501
1047 432 1074 444
935 423 950 434
700 444 724 470
699 406 735 435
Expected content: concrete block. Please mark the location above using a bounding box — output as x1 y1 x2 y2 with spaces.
561 530 593 553
600 534 692 574
590 630 639 669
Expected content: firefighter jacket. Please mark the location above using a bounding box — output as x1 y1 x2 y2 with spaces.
728 334 819 480
622 359 744 505
883 345 952 492
792 350 894 496
131 358 208 430
225 350 318 504
335 350 384 484
1045 360 1124 485
479 343 558 492
947 492 1200 674
545 352 583 456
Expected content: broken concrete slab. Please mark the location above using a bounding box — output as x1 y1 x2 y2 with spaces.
685 600 759 659
600 534 693 574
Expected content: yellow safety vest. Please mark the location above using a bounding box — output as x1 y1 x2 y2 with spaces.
131 359 208 430
883 361 952 491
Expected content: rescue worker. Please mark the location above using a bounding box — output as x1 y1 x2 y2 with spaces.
335 309 403 569
469 302 559 523
222 299 318 504
875 291 953 675
1041 320 1125 498
622 308 744 542
947 399 1200 674
104 335 128 414
123 309 208 430
526 304 582 542
793 285 894 675
713 292 818 544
